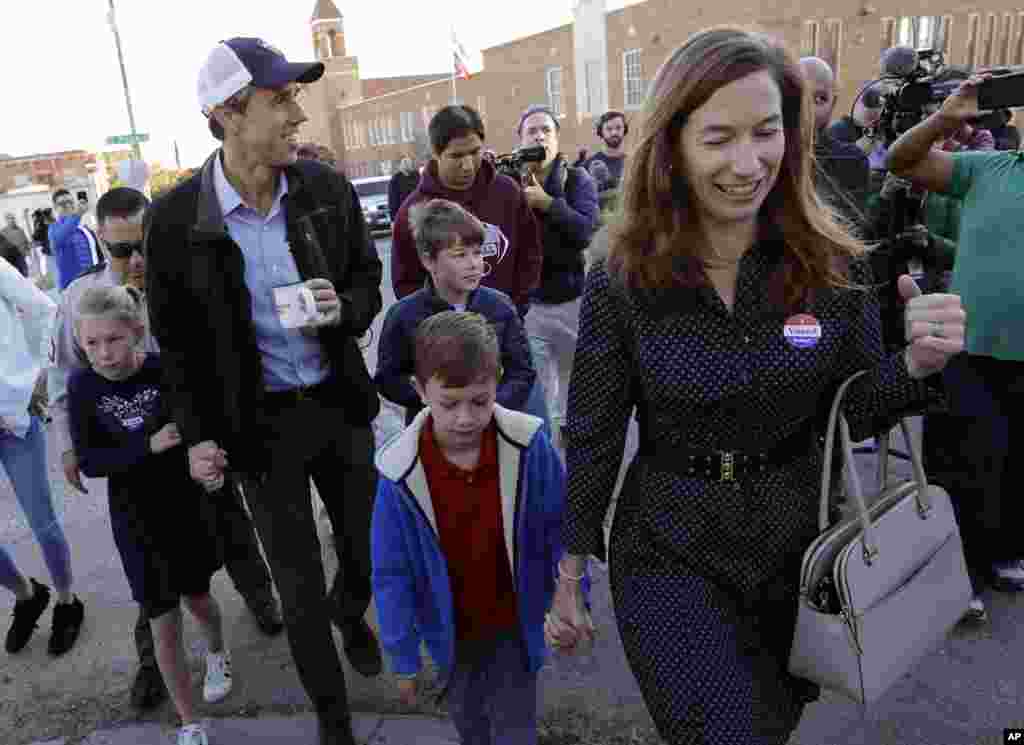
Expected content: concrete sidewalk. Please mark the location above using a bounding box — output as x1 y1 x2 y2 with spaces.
40 713 459 745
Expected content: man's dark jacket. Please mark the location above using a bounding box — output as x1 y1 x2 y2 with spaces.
375 283 535 423
531 155 599 304
387 169 420 220
145 152 383 475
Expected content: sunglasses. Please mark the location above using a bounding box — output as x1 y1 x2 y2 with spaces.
106 241 144 259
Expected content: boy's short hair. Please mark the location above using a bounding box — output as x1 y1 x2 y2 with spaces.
74 285 145 340
414 311 500 387
408 199 486 260
96 187 150 227
428 105 486 155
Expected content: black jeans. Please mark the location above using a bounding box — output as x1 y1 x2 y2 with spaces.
133 478 274 666
924 353 1024 594
241 395 376 714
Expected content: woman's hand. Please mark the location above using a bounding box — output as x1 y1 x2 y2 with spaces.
546 568 596 654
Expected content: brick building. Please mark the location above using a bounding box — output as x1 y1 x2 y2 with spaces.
302 0 1024 178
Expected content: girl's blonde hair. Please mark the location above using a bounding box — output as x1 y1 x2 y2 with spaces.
74 285 145 342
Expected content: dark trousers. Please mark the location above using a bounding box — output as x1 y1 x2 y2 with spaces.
241 396 376 715
924 353 1024 594
133 478 275 666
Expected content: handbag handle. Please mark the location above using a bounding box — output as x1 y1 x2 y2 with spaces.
819 372 933 536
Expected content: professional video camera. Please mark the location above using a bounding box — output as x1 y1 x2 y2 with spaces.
869 47 964 146
494 144 547 182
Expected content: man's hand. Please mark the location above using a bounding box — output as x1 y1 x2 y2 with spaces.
901 274 965 379
61 451 88 494
188 440 229 490
150 423 182 454
524 173 554 212
396 677 418 707
938 74 988 123
299 278 344 333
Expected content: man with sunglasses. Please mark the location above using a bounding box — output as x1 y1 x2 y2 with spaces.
49 187 282 715
47 189 100 291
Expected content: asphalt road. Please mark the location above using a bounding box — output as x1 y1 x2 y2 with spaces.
3 236 1023 745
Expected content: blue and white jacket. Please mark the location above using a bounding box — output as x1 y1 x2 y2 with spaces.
372 405 586 678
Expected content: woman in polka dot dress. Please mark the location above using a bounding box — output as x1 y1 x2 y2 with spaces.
546 29 966 745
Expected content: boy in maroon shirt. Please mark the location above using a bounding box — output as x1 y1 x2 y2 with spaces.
372 312 591 745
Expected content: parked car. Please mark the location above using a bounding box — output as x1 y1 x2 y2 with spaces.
352 176 391 233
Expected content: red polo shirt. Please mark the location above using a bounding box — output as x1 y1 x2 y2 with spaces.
419 416 518 642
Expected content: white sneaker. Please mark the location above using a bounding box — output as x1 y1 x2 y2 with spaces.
202 650 233 703
177 722 209 745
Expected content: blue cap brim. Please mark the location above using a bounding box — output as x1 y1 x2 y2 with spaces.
263 61 325 89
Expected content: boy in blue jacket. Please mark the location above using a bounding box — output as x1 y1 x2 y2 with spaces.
372 311 588 745
375 198 541 425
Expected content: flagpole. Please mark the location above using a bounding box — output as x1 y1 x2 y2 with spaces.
450 27 458 104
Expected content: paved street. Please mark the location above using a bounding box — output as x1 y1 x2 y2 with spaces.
2 237 1023 744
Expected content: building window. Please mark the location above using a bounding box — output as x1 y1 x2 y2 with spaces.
476 96 487 123
966 13 981 67
939 15 954 60
822 19 844 79
390 117 398 145
400 112 412 143
623 49 644 109
1000 13 1014 66
546 66 563 117
984 13 998 67
881 17 897 52
802 21 820 57
584 59 605 115
1016 12 1024 64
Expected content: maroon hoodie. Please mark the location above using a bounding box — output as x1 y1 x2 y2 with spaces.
391 159 543 309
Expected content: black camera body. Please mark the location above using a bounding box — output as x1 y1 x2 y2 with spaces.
495 145 547 181
874 49 962 145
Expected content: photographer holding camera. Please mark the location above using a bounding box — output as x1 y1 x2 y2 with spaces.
516 105 599 448
888 72 1024 614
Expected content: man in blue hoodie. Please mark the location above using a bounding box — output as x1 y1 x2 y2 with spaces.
48 189 100 290
517 105 599 448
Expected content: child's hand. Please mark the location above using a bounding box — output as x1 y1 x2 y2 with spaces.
396 677 417 706
149 423 182 454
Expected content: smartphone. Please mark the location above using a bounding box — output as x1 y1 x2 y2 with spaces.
977 70 1024 110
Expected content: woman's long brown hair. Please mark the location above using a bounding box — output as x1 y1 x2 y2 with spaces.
607 27 865 311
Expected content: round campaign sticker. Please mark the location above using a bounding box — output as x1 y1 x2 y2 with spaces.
783 314 822 349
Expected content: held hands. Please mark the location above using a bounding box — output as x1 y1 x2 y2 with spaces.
300 278 344 331
523 173 554 212
545 561 596 655
150 422 182 454
900 274 965 379
188 439 229 493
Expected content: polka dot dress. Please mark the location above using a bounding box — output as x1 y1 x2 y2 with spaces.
563 236 938 745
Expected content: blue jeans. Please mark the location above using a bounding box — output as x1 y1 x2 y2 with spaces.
446 631 539 745
0 416 72 594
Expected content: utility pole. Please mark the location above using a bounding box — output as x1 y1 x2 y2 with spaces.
106 0 142 162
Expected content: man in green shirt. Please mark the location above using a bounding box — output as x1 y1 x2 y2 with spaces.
888 73 1024 619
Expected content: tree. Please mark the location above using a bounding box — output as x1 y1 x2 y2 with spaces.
149 164 192 199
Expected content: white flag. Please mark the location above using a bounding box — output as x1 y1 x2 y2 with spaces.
452 31 483 80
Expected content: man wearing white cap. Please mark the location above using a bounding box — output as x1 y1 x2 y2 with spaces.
144 37 383 745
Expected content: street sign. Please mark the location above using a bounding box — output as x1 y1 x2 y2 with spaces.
105 133 149 145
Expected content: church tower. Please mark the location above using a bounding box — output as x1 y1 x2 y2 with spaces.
305 0 362 160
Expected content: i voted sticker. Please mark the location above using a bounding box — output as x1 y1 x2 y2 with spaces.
783 314 822 349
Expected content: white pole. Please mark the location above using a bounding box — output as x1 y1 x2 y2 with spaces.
450 28 458 105
107 0 142 162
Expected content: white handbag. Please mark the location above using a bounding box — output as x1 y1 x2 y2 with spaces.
788 371 973 706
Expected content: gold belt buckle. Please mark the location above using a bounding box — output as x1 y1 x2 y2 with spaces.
719 451 735 482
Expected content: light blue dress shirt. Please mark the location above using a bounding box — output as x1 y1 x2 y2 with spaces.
214 154 330 392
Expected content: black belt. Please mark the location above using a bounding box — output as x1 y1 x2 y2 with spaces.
638 424 817 483
261 382 330 409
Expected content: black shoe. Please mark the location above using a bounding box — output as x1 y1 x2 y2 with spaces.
48 596 84 656
340 618 383 678
317 710 357 745
130 664 168 710
249 599 284 636
5 579 51 653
